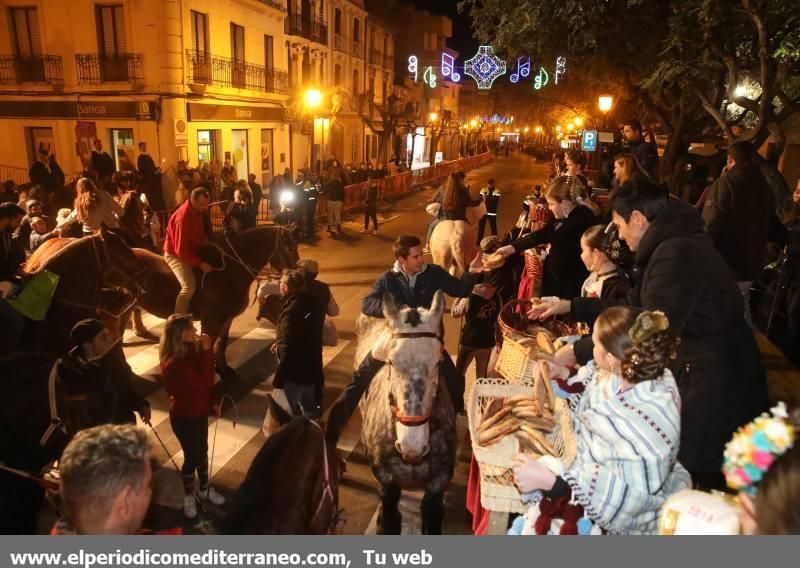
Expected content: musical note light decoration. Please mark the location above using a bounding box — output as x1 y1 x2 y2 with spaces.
408 55 418 82
464 45 507 90
533 67 549 90
554 56 567 84
509 56 531 84
441 53 461 82
423 66 437 88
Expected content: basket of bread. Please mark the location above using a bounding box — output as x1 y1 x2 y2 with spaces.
467 362 577 513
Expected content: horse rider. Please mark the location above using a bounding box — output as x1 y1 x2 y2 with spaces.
54 318 151 434
164 187 213 315
477 178 501 243
325 235 487 445
424 172 482 254
53 424 179 535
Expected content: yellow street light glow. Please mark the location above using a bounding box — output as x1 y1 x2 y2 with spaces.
556 125 562 132
535 126 543 133
567 122 574 131
524 127 529 133
429 112 439 121
470 119 478 128
734 85 746 97
304 88 322 108
574 117 583 127
598 95 613 112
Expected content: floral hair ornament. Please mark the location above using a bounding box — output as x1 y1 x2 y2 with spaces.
629 310 670 343
723 402 796 496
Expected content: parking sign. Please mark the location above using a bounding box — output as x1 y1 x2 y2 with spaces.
582 130 598 152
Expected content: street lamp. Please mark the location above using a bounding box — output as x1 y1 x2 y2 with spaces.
567 122 574 131
470 118 478 129
304 89 323 172
574 117 583 127
555 125 562 132
598 95 613 113
429 111 439 122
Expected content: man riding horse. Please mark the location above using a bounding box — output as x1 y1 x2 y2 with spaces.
326 235 486 445
164 187 214 314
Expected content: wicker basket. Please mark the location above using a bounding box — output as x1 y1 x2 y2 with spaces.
495 334 542 385
467 377 577 514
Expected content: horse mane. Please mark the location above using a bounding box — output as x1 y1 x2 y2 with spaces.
223 416 316 534
25 236 86 274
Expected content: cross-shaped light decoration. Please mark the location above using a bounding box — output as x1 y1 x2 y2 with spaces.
464 46 507 90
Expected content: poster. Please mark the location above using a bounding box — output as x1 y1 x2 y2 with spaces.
75 121 97 168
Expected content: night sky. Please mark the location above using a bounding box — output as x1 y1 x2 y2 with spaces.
402 0 479 57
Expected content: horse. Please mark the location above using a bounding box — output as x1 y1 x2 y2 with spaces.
127 226 298 378
357 291 456 534
223 396 342 534
430 201 486 277
0 350 139 533
19 226 151 356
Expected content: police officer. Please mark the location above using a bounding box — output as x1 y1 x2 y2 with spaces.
477 178 501 242
301 173 319 236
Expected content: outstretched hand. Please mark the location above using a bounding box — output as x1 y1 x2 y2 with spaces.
468 252 485 274
527 299 571 320
513 454 556 493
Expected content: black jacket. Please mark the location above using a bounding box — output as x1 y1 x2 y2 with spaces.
248 182 263 207
362 262 475 318
29 160 64 190
91 151 116 177
570 270 631 327
511 205 596 298
435 186 482 221
326 178 346 202
274 292 324 388
137 154 157 177
629 139 659 180
574 200 767 475
55 342 148 431
223 202 257 235
702 162 772 281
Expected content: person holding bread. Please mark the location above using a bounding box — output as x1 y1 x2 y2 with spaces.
512 308 691 535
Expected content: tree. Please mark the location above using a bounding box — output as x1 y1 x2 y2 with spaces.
357 91 418 164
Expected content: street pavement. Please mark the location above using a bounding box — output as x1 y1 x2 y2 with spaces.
119 153 552 535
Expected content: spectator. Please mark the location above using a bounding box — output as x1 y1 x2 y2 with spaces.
91 139 116 180
702 141 772 324
269 174 284 211
0 203 26 352
223 187 257 236
221 158 237 190
55 318 151 432
325 170 345 233
477 178 501 243
565 149 591 190
29 149 65 195
362 173 379 235
0 180 17 204
622 119 658 180
248 173 263 209
164 187 212 314
159 314 225 518
55 208 81 238
136 142 157 178
273 269 325 418
282 167 293 186
29 216 60 251
54 424 153 535
14 199 48 252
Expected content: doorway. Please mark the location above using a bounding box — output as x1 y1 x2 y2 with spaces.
231 129 249 180
260 128 273 188
110 128 135 171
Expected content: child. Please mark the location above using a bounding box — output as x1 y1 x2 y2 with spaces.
159 314 225 519
512 308 691 534
29 216 61 252
722 402 800 534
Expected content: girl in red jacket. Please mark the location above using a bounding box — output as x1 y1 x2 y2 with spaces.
159 314 224 519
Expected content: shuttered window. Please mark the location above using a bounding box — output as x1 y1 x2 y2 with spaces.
95 4 127 56
191 11 208 54
231 23 244 62
264 35 273 70
10 7 42 57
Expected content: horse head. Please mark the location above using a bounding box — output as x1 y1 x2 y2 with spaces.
268 226 299 272
96 225 152 295
381 290 445 464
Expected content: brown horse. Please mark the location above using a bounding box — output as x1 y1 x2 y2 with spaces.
129 226 298 377
20 227 150 355
223 396 342 534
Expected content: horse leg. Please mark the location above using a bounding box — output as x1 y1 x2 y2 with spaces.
421 488 446 535
376 481 402 535
132 307 158 341
210 318 238 381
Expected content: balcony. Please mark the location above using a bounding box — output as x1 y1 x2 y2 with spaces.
352 41 363 59
383 54 394 69
185 49 288 94
333 34 347 54
285 15 328 45
257 0 286 11
75 53 143 84
369 49 382 66
0 55 63 86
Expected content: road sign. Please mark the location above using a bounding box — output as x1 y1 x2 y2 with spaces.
582 130 598 152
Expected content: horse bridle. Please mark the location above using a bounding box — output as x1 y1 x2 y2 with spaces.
308 419 342 535
387 331 443 428
91 234 148 297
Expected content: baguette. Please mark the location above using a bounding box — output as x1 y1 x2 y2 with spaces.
540 363 556 411
477 417 519 446
534 365 546 416
517 429 548 455
515 414 556 431
507 393 537 405
477 404 512 434
520 424 558 456
481 398 504 422
536 332 555 355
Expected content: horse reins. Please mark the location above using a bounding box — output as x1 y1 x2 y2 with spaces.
387 331 444 428
308 419 341 535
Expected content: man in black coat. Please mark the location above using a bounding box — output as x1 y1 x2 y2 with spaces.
325 235 486 444
541 178 767 488
136 142 157 178
91 140 116 179
273 270 325 418
29 150 65 194
622 119 658 180
702 141 771 324
247 173 263 209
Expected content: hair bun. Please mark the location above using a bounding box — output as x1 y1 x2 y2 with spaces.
629 310 669 343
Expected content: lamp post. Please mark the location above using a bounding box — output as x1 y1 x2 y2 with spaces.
598 95 613 130
304 88 322 172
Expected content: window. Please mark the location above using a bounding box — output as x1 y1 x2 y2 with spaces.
382 79 387 104
110 128 135 171
302 50 311 85
352 68 359 96
334 9 342 35
369 74 375 97
230 23 245 87
190 11 208 54
353 19 360 44
334 63 341 86
10 7 42 57
197 130 219 164
95 4 128 81
287 47 294 88
264 35 274 69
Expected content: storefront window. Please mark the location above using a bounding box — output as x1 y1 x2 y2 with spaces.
110 128 135 171
197 129 218 164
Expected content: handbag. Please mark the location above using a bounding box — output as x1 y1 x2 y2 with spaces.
6 270 60 321
322 317 338 347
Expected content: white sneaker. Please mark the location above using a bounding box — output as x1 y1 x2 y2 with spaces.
183 495 197 519
360 228 369 233
371 229 378 235
200 485 225 506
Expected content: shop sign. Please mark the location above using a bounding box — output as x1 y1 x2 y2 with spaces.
0 99 158 120
174 119 189 146
187 103 285 122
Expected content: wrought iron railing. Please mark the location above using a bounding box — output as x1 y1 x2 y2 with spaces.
258 0 285 11
75 53 143 84
333 34 346 53
352 41 363 58
0 55 63 85
185 49 288 94
284 15 328 45
369 49 382 66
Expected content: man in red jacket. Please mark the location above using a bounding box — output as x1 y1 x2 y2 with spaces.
164 187 213 314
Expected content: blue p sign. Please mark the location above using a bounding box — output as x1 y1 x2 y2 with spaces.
582 130 598 152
